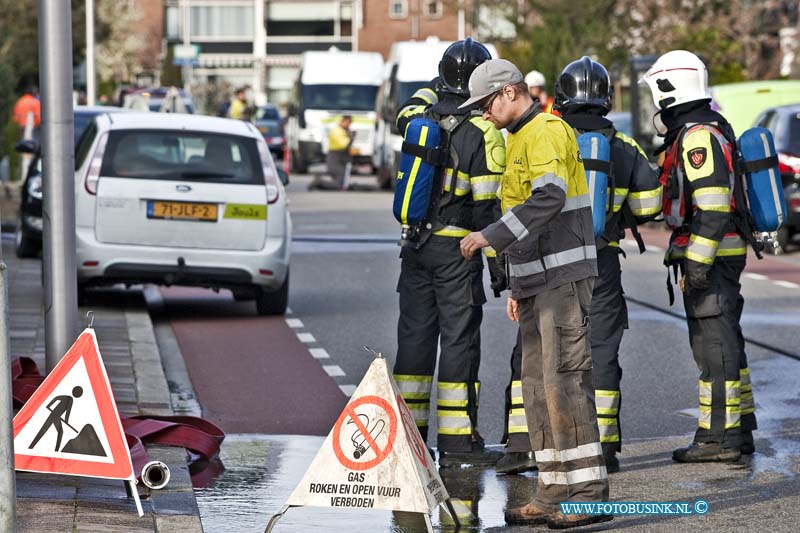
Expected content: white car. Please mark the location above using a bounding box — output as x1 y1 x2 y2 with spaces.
74 112 292 315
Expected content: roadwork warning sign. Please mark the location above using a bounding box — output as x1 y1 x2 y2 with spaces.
286 357 448 514
13 328 135 481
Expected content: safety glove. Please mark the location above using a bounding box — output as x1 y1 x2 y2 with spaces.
487 254 507 297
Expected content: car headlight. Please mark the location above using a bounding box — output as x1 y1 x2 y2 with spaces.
27 174 43 200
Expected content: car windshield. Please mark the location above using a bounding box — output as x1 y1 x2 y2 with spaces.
301 84 378 111
396 81 427 108
256 107 280 120
100 130 264 185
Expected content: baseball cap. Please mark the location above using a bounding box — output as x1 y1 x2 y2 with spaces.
458 59 524 109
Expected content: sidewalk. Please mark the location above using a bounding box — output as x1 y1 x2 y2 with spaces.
3 236 204 532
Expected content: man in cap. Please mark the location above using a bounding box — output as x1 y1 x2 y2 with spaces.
459 59 611 529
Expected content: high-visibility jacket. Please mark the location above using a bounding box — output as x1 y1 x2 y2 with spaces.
661 123 747 270
13 94 40 128
483 104 598 299
395 82 505 251
328 124 352 152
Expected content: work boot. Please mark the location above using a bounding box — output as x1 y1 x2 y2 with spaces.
504 501 552 526
495 451 537 475
603 452 620 474
741 431 755 455
439 445 502 468
546 511 613 529
672 442 741 463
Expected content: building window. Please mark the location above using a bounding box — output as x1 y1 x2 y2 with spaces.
191 5 254 40
423 1 443 18
389 0 408 19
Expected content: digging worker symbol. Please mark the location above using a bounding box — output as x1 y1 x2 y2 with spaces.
29 386 84 452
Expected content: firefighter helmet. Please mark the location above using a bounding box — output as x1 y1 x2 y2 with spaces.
439 37 492 96
639 50 710 110
554 56 612 113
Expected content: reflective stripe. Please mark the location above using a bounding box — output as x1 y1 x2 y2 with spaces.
611 187 628 212
443 168 471 196
397 104 426 123
699 405 712 429
725 380 741 406
740 368 755 414
501 210 529 241
483 246 497 258
438 411 472 435
615 130 648 158
562 193 592 213
628 187 662 216
595 390 620 416
699 380 712 405
433 225 470 238
686 234 718 265
471 175 500 200
535 442 602 464
437 382 468 408
395 374 433 393
510 245 597 278
597 418 619 443
717 234 747 256
508 408 528 434
693 186 731 212
531 172 568 193
725 405 741 428
415 87 438 105
511 380 523 405
400 126 429 223
539 466 608 486
408 405 430 426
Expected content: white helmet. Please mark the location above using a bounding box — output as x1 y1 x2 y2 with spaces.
525 70 546 88
639 50 710 110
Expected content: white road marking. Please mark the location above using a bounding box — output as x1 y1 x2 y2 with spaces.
745 273 769 281
773 280 800 289
309 348 330 359
339 385 357 397
296 332 316 343
285 318 304 328
323 365 346 377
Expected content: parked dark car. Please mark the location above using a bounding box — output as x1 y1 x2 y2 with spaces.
14 106 127 257
254 105 285 155
753 104 800 250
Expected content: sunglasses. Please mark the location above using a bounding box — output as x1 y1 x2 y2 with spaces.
479 91 501 113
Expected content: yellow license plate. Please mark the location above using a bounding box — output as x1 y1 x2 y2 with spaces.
148 201 218 222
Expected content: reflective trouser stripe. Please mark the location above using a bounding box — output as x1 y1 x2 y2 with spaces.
437 382 469 408
409 405 430 427
597 417 620 443
699 405 712 429
539 466 608 486
438 410 472 435
699 379 712 429
508 408 528 434
534 442 602 463
725 379 741 429
394 374 432 426
511 380 523 405
740 368 755 415
595 390 620 416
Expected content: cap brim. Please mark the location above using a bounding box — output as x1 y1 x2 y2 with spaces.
458 91 492 110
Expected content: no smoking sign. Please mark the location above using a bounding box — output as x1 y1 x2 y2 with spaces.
332 395 397 471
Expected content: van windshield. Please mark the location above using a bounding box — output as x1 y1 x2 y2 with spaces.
302 84 378 111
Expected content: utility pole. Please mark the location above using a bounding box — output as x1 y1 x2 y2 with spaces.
0 217 16 533
253 0 267 105
39 0 78 372
181 0 193 92
85 0 96 106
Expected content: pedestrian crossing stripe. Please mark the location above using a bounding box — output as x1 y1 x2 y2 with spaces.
13 328 135 482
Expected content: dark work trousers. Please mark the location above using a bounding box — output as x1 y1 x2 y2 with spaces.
502 329 530 452
315 150 349 190
682 256 756 449
518 278 609 511
590 247 628 455
394 236 486 453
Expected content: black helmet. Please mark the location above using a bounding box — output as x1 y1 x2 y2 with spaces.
438 37 492 96
554 56 612 114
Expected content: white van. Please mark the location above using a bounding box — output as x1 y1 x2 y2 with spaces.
373 37 498 188
286 49 384 174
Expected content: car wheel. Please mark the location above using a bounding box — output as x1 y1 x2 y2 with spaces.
15 221 39 258
291 150 307 174
256 271 289 316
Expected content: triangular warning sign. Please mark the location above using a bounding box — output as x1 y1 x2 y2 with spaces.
13 328 134 481
285 357 449 515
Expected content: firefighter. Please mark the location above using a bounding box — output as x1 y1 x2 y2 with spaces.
460 58 611 529
392 38 507 468
524 70 554 113
641 50 756 462
553 56 662 472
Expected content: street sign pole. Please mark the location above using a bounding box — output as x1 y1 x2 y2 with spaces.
38 0 78 372
0 224 16 533
85 0 96 106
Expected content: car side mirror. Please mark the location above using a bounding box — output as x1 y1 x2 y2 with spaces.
276 167 290 186
15 139 40 155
